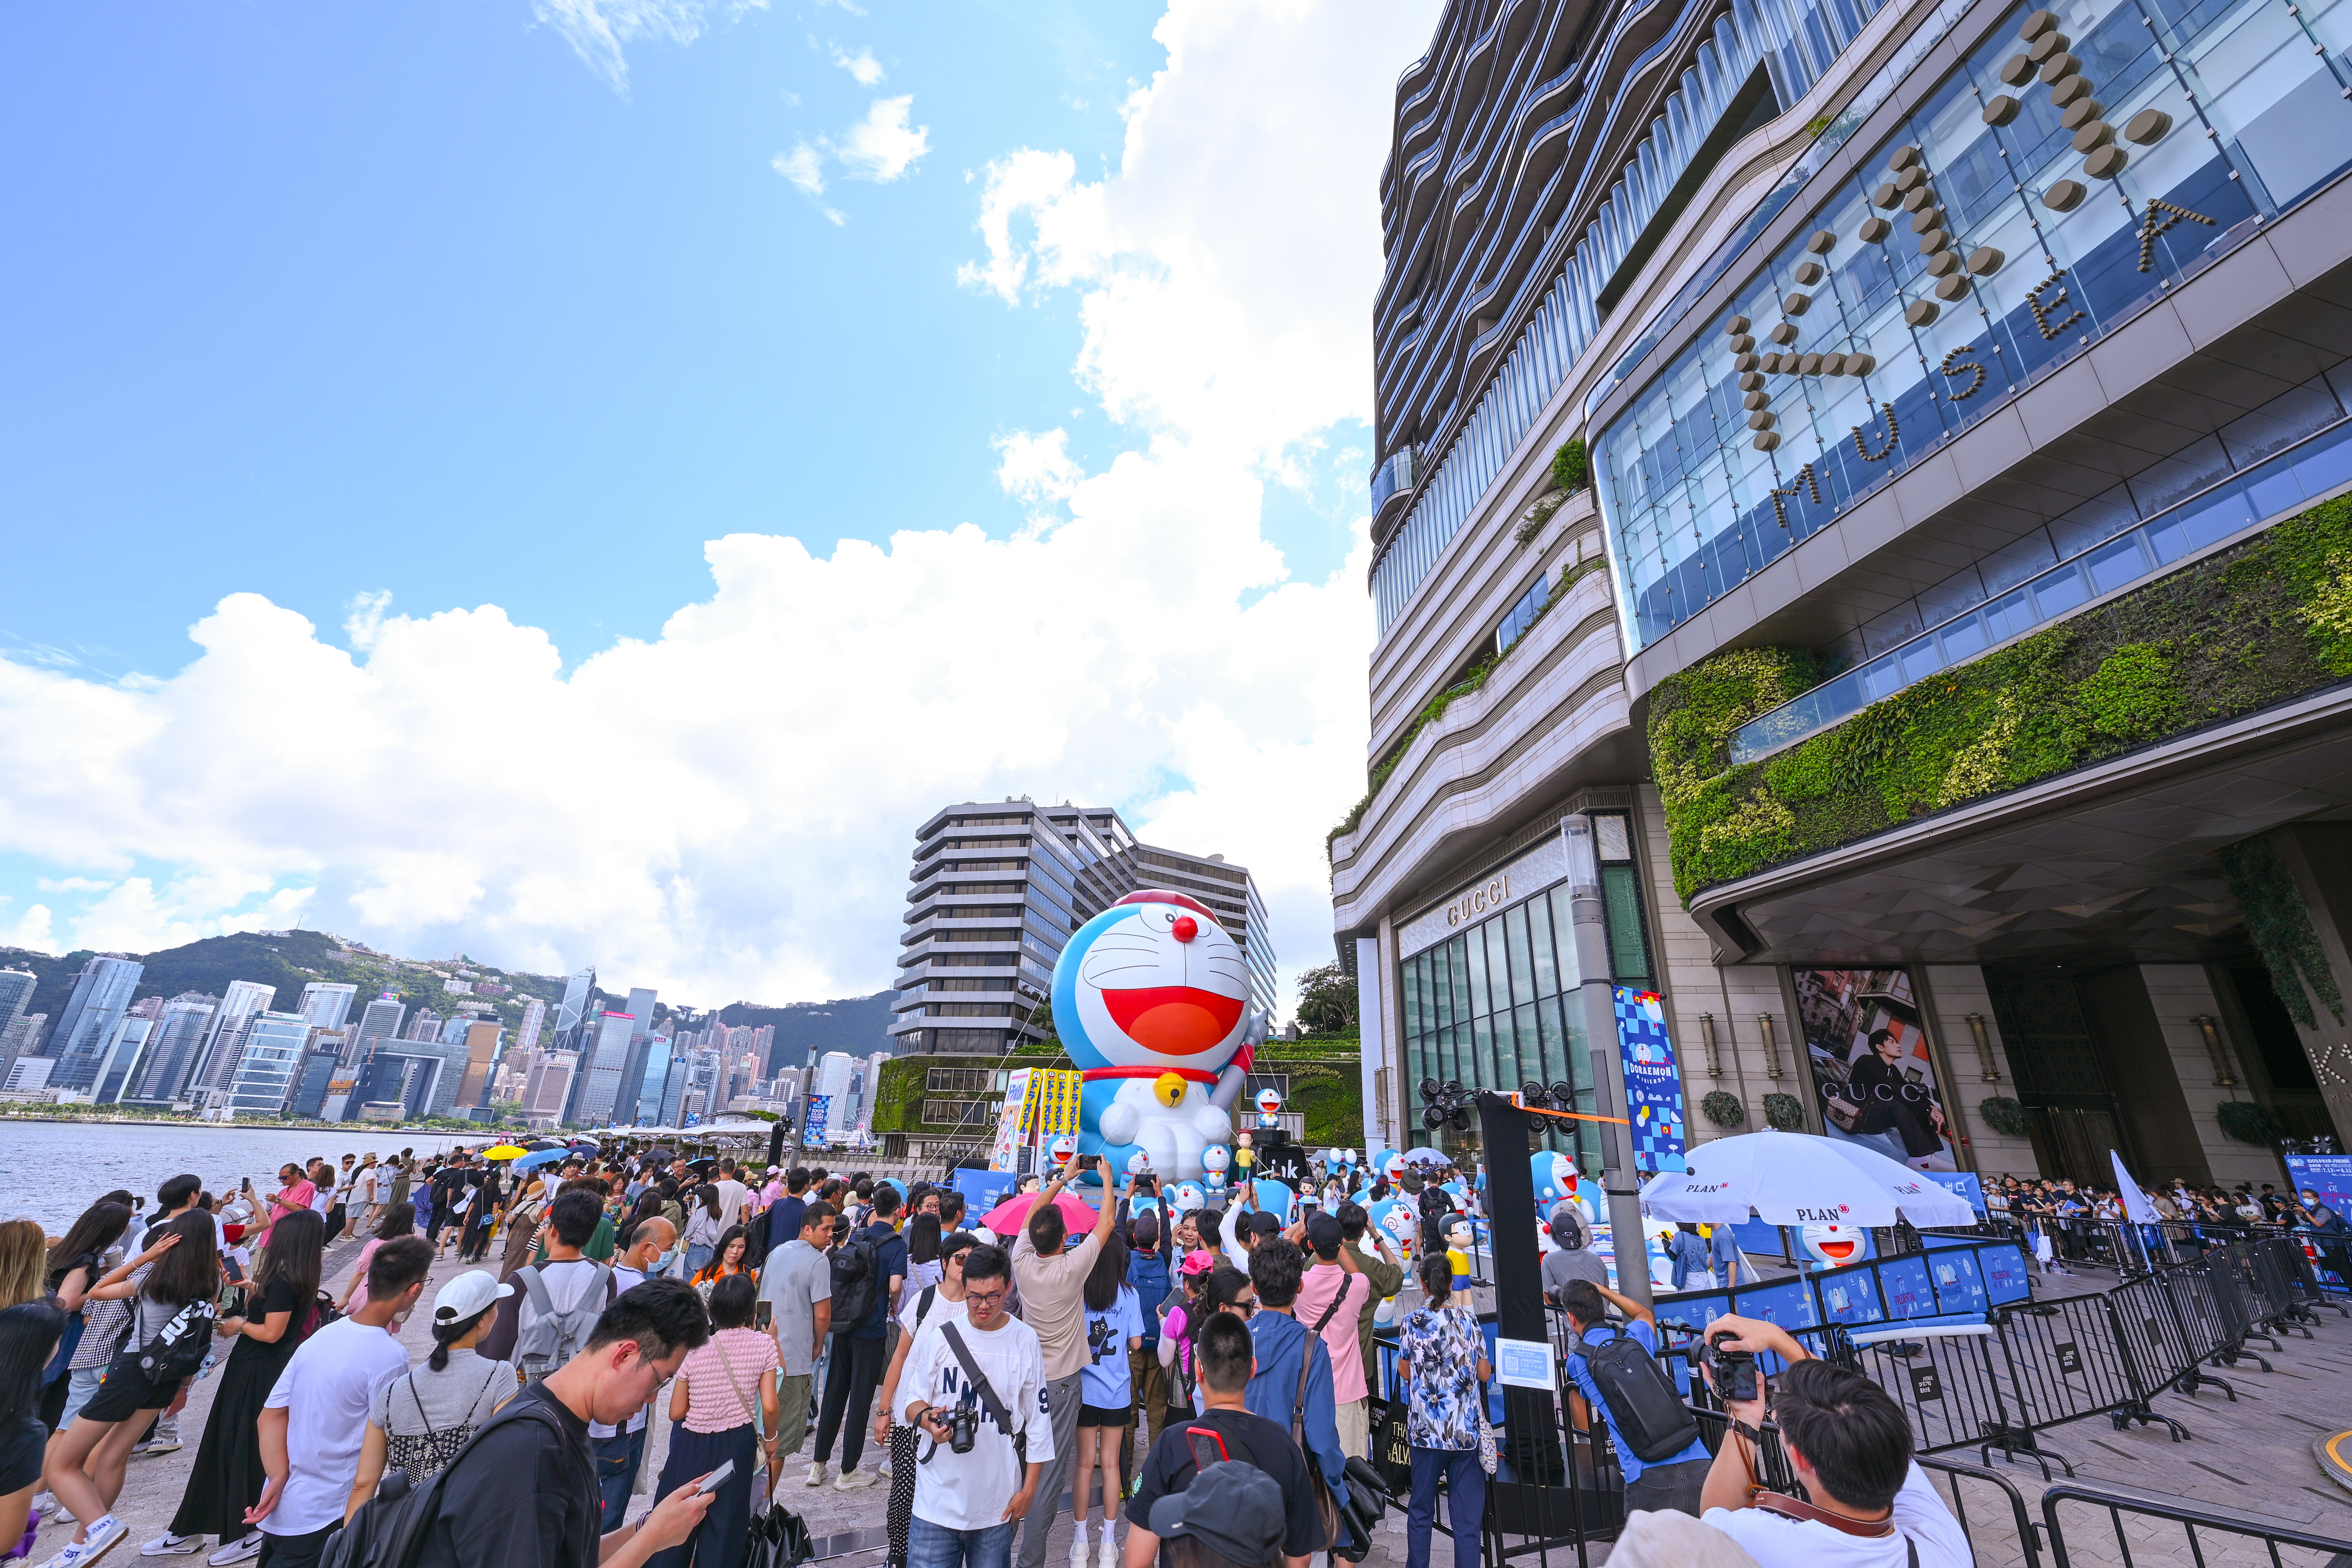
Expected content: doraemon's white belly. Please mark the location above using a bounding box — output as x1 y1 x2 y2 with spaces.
1095 1079 1233 1181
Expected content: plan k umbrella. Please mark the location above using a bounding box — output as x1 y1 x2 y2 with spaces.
1637 1129 1977 1228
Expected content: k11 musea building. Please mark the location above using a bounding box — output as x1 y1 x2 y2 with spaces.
1335 0 2352 1186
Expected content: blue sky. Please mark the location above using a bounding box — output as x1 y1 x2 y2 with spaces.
0 1 1432 1008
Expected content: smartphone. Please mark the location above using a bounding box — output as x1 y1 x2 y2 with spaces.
694 1460 735 1496
755 1301 774 1331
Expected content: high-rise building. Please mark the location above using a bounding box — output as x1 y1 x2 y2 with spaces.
353 994 406 1059
522 1051 578 1123
192 980 276 1098
128 995 217 1103
225 1012 311 1118
1337 0 2352 1176
289 1031 348 1119
297 983 358 1030
554 967 596 1038
45 955 145 1091
656 1043 692 1126
515 996 547 1056
891 800 1272 1055
457 1021 503 1108
566 1012 636 1125
92 1014 157 1105
0 968 39 1084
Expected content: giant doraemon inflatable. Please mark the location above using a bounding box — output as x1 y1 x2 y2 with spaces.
1056 888 1269 1182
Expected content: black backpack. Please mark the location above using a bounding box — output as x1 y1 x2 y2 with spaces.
321 1391 569 1568
829 1234 879 1328
112 1297 218 1388
1576 1325 1701 1463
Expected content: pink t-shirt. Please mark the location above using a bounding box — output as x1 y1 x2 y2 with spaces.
259 1180 316 1248
681 1328 779 1433
1292 1264 1370 1402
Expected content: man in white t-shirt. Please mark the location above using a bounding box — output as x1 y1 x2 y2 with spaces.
589 1216 677 1528
1695 1315 1968 1568
248 1237 432 1568
711 1162 749 1231
901 1244 1050 1568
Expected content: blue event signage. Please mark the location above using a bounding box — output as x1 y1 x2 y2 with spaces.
802 1094 831 1146
1613 987 1688 1174
2285 1155 2352 1290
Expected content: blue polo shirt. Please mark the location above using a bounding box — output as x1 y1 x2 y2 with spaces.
1564 1320 1711 1482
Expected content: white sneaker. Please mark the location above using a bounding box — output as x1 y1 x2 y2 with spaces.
804 1462 833 1488
131 1438 181 1458
207 1538 262 1566
1098 1535 1118 1568
877 1458 893 1478
45 1517 128 1568
53 1504 77 1526
832 1467 877 1491
140 1536 204 1557
1070 1535 1090 1568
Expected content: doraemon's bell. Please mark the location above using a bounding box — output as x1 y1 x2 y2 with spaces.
1153 1072 1187 1108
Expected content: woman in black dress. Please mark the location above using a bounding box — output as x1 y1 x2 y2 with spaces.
459 1168 503 1263
142 1210 323 1562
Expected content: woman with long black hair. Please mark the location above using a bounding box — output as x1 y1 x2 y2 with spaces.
0 1303 65 1557
143 1210 325 1563
37 1202 130 1434
40 1213 218 1568
458 1168 504 1264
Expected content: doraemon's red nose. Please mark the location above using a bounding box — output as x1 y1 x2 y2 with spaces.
1171 916 1198 942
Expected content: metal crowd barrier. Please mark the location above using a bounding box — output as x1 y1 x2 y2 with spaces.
2040 1484 2352 1568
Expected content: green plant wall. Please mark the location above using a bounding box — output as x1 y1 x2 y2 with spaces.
1649 498 2352 900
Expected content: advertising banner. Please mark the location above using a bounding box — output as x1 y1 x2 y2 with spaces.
2284 1154 2352 1290
1035 1069 1083 1138
802 1094 831 1147
1792 968 1958 1171
989 1069 1033 1173
1613 986 1687 1175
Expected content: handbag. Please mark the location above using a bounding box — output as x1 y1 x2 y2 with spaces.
1476 1377 1499 1475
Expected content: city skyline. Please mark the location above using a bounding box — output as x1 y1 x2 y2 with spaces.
0 2 1438 1018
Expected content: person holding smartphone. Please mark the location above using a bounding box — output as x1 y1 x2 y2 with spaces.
646 1277 777 1568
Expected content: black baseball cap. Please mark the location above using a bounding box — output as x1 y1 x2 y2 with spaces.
1305 1213 1343 1253
1149 1461 1286 1564
1245 1210 1282 1238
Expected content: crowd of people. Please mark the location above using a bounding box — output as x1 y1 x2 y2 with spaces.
1982 1173 2351 1277
22 1137 2336 1568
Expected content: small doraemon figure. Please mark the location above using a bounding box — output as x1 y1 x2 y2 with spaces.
1799 1222 1865 1269
1443 1215 1477 1303
1126 1149 1154 1180
1168 1182 1207 1214
1048 1133 1078 1168
1254 1087 1284 1131
1201 1144 1230 1191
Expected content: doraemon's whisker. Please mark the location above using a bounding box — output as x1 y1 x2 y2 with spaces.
1081 961 1164 977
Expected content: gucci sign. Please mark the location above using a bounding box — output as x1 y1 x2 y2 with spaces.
1447 874 1510 928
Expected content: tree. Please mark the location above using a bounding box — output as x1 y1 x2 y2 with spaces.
1295 964 1359 1034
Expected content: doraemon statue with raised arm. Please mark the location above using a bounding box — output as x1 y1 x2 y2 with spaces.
1057 888 1268 1182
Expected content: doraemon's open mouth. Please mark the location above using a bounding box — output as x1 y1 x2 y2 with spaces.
1102 985 1245 1056
1815 1236 1859 1262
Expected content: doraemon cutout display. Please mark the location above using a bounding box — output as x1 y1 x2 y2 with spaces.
1252 1178 1297 1226
1377 1150 1406 1186
1369 1196 1417 1258
1167 1182 1207 1214
1201 1145 1230 1191
1056 889 1267 1182
1049 1134 1078 1167
1799 1223 1866 1269
1126 1150 1155 1180
1254 1087 1284 1131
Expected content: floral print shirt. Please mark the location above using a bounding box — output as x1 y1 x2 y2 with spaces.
1396 1305 1482 1451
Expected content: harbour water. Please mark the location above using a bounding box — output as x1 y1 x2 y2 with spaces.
0 1120 480 1232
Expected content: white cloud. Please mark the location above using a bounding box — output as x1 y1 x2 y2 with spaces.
0 0 1438 1014
831 44 884 86
533 0 707 96
834 96 929 183
771 144 825 196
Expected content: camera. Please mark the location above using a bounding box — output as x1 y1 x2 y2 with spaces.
944 1401 980 1455
1700 1330 1760 1405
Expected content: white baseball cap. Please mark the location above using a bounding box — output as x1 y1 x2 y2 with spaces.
432 1269 514 1325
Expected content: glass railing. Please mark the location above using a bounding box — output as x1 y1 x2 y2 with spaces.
1728 417 2352 763
1370 447 1417 512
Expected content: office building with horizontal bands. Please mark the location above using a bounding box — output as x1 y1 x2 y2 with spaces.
891 800 1275 1055
1338 0 2352 1186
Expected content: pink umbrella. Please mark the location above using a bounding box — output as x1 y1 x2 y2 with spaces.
980 1191 1101 1239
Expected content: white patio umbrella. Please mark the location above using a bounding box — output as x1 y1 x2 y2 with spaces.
1639 1128 1979 1228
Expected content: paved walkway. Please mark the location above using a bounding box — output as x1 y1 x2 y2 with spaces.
42 1248 2352 1568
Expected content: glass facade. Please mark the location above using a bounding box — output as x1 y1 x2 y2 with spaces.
1400 884 1598 1165
1369 0 1958 634
1600 0 2352 651
226 1014 310 1118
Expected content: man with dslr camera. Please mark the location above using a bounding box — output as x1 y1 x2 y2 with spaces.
1695 1315 1968 1568
900 1245 1053 1568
